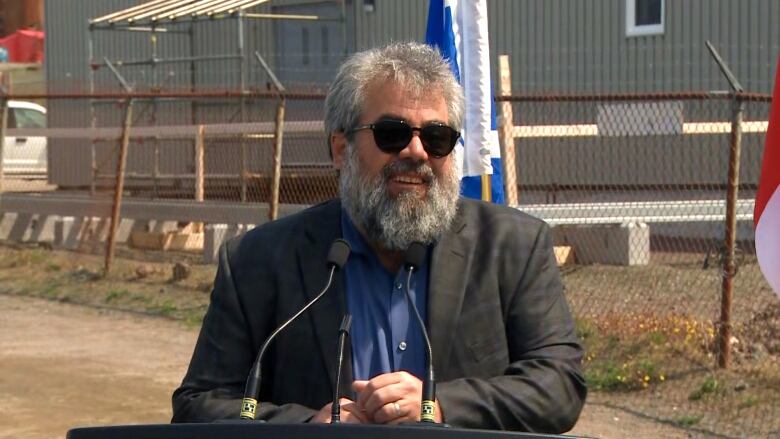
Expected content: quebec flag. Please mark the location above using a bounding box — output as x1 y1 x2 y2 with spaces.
425 0 505 204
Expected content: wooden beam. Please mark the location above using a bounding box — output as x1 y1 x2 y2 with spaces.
498 55 518 206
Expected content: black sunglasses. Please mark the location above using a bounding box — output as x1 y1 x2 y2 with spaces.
347 119 461 158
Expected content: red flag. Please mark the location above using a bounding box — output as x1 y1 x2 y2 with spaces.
755 56 780 297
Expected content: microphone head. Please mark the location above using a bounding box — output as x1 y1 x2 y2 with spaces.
339 314 352 333
404 242 427 271
327 239 351 270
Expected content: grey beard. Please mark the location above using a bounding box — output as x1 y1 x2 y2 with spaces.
340 147 461 251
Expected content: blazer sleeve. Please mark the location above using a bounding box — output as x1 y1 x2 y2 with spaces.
171 242 319 423
435 221 587 433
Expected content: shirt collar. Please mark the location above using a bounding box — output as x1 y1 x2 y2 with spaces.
341 208 371 257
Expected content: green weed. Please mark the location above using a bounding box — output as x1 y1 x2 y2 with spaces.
105 289 130 303
673 415 702 427
738 395 759 409
689 376 720 401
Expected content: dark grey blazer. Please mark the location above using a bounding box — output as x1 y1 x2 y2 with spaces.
172 198 586 432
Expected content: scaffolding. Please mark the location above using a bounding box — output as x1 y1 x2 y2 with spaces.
86 0 346 200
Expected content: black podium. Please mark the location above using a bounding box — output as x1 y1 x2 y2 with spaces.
67 423 582 439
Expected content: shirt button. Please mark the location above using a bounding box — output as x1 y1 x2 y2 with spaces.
398 341 407 351
395 282 403 290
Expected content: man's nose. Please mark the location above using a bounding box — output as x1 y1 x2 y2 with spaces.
397 130 428 161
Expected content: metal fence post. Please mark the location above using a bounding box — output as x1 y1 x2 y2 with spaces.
104 98 133 276
254 51 286 221
718 94 744 369
193 124 206 233
103 58 134 277
269 98 286 221
0 94 8 194
706 41 744 369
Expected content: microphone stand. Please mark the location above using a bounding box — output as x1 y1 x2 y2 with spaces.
240 239 351 420
403 268 437 423
330 314 352 423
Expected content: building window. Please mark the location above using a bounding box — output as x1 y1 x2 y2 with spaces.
626 0 664 37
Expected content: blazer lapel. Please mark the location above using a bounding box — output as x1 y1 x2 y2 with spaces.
297 200 349 397
428 204 472 378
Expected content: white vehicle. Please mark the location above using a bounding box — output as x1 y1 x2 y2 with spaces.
3 100 47 175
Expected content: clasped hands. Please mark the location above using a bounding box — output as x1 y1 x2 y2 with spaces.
310 371 442 424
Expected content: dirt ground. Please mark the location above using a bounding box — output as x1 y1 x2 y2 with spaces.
0 294 696 439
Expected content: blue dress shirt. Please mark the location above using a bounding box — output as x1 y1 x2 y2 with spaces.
340 210 429 381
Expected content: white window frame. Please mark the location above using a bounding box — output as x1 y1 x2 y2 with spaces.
626 0 664 37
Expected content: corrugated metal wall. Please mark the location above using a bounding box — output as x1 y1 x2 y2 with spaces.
349 0 427 51
46 0 136 186
339 0 780 94
43 0 778 188
487 0 780 94
45 0 780 97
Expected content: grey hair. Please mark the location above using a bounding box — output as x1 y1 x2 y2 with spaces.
324 41 465 136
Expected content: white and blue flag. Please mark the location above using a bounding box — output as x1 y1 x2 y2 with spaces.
425 0 505 204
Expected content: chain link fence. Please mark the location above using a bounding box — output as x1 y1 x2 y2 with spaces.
501 93 778 438
0 83 778 437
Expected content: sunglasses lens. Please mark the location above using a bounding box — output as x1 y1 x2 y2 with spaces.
372 121 412 153
367 120 459 157
420 125 458 157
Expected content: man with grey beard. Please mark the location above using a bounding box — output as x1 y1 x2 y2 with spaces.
172 42 586 433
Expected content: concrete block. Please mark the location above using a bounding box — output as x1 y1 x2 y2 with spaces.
553 221 650 266
203 224 229 264
114 218 137 243
0 212 21 240
54 217 75 249
150 220 181 233
203 224 254 264
29 215 57 242
0 213 57 244
7 212 34 242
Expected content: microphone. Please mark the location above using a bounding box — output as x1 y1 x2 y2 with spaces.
403 242 437 423
240 239 351 420
330 314 353 423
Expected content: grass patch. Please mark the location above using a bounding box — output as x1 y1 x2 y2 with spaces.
575 318 596 340
46 263 62 272
40 281 61 298
576 312 724 393
672 415 703 427
738 395 759 409
24 249 48 265
183 311 206 329
105 289 130 303
148 299 177 317
648 330 667 345
579 314 685 391
585 361 627 391
689 376 720 401
129 293 152 304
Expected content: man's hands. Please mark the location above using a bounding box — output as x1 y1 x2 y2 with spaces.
310 372 443 424
353 371 443 424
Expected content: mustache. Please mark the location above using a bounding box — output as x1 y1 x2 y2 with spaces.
381 159 435 183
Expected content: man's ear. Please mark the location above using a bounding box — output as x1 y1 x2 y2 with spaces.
330 131 348 170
